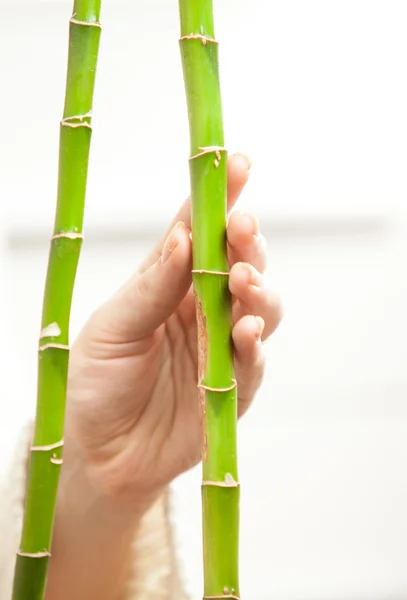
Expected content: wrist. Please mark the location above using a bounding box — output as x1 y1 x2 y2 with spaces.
57 427 161 526
47 432 158 600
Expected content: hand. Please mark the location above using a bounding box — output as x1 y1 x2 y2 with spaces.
65 153 282 505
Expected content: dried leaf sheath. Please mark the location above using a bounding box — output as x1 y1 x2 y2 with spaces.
179 1 240 598
12 2 102 598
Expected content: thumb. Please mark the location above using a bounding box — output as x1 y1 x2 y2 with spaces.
95 222 192 344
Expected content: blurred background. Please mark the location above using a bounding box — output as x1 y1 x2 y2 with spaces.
1 0 407 598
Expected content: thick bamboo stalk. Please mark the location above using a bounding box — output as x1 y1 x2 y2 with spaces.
12 2 102 598
179 2 240 599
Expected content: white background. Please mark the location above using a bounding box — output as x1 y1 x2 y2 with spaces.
1 1 407 599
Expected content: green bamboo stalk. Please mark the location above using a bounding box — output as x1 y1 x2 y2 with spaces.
179 2 240 599
11 2 102 598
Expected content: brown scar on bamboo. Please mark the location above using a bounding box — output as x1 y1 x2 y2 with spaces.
38 343 70 352
197 378 237 393
17 550 51 559
189 146 227 161
179 33 218 46
50 456 63 465
195 292 208 461
31 440 64 452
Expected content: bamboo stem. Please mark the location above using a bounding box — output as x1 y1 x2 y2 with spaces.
178 2 240 598
12 2 102 598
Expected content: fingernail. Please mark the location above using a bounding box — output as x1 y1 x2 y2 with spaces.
233 152 253 171
254 316 265 340
162 222 183 264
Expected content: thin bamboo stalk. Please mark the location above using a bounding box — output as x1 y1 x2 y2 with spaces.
179 2 240 599
11 2 102 598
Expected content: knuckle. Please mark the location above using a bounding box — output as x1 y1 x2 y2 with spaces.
136 271 150 300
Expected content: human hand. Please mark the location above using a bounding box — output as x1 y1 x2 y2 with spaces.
64 154 282 507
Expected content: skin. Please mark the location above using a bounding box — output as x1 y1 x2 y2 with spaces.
45 154 283 600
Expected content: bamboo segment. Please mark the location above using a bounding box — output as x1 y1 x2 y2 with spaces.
12 2 102 598
179 1 240 598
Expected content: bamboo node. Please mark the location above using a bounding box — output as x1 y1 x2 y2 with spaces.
179 33 218 46
70 15 102 29
202 480 240 488
203 596 240 600
61 110 93 129
63 110 92 120
197 378 237 393
203 472 239 487
223 588 238 597
51 232 84 241
192 270 229 276
31 440 64 452
38 343 70 352
17 550 51 558
61 120 92 129
189 146 227 161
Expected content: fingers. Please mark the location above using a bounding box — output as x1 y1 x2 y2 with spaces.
228 216 281 414
229 262 283 340
95 222 192 345
232 315 266 417
225 153 252 206
227 211 267 273
140 153 251 272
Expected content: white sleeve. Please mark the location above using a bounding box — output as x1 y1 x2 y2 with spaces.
0 423 189 600
0 423 32 600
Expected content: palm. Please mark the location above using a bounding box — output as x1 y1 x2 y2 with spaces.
68 284 207 497
128 285 206 485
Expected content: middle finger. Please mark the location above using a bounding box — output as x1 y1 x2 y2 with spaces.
227 211 267 274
